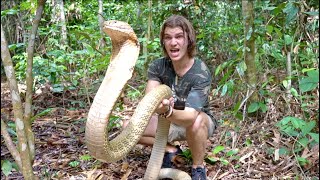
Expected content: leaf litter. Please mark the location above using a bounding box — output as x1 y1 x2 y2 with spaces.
1 81 318 179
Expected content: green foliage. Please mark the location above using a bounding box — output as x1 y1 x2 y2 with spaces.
247 101 267 113
276 116 319 160
80 155 92 161
31 108 54 122
68 161 80 168
180 148 192 162
206 146 240 166
299 69 319 93
1 160 13 176
108 115 121 131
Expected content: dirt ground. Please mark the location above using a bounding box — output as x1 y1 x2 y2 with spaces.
1 81 319 180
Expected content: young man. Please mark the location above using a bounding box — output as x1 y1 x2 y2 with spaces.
126 15 216 180
147 14 217 180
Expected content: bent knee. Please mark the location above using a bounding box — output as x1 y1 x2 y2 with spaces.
189 112 209 132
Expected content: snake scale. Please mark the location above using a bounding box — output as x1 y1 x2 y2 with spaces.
85 20 191 179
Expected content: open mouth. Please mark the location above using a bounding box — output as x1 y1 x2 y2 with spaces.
170 49 180 56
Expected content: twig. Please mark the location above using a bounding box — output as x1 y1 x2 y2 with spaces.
212 169 221 180
292 135 307 179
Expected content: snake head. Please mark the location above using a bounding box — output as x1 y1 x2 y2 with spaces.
103 20 138 44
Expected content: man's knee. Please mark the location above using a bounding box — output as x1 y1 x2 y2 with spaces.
190 112 209 130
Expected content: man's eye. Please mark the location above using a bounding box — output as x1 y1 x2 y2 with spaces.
177 35 184 40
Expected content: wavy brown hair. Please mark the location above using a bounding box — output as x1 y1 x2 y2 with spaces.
160 15 197 58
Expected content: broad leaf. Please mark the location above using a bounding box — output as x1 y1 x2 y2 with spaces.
1 160 12 176
213 145 225 154
301 121 316 136
308 133 319 143
248 102 259 113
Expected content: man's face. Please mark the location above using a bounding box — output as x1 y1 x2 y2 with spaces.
163 27 189 61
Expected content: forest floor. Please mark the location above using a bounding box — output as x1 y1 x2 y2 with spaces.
1 80 319 180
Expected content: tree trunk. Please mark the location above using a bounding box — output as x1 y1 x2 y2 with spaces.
58 0 67 47
0 0 45 179
98 0 106 50
144 0 153 76
242 0 258 102
24 0 46 161
1 24 35 180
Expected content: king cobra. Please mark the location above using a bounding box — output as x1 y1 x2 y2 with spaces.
85 20 191 179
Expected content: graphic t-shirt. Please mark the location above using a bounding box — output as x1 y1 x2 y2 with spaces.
147 57 214 120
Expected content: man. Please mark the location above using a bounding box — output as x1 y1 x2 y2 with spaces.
126 15 216 180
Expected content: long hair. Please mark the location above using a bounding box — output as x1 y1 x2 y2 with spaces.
160 15 196 58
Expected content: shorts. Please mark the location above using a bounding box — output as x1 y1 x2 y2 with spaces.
167 113 217 142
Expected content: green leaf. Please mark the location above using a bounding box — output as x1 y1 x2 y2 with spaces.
297 157 309 166
215 65 222 76
69 161 80 167
307 69 319 81
213 145 225 154
301 121 316 136
226 149 239 157
1 160 13 176
248 102 259 113
290 87 299 97
233 100 241 112
31 108 54 122
298 137 309 147
1 9 18 16
284 35 292 45
290 117 305 129
259 102 267 113
301 68 316 73
283 2 298 24
277 116 292 126
80 155 92 161
299 77 318 93
245 139 252 146
283 126 299 136
206 157 219 163
308 133 319 143
220 157 229 165
279 147 289 155
303 11 319 16
221 84 228 96
266 25 273 34
236 61 246 76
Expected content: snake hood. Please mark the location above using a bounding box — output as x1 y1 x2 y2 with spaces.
103 20 138 44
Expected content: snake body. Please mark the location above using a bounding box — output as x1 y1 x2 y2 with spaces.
85 20 191 179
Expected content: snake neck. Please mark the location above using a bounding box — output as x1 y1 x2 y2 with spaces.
110 38 138 61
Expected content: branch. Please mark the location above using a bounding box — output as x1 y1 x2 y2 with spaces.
1 114 22 170
24 0 46 160
1 23 35 179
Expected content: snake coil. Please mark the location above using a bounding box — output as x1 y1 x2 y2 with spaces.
85 20 191 180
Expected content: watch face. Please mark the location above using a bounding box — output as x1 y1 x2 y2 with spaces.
174 100 185 110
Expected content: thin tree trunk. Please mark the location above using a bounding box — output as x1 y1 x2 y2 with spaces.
58 0 67 47
0 0 45 179
98 0 106 50
242 0 258 102
144 0 152 76
1 24 35 180
24 0 46 161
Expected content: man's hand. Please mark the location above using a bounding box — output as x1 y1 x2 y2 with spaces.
156 97 174 114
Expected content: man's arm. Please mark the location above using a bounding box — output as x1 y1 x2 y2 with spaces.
146 79 174 114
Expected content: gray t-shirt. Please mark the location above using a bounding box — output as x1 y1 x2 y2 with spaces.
147 57 214 120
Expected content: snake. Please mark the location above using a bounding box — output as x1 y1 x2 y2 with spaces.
85 20 191 180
